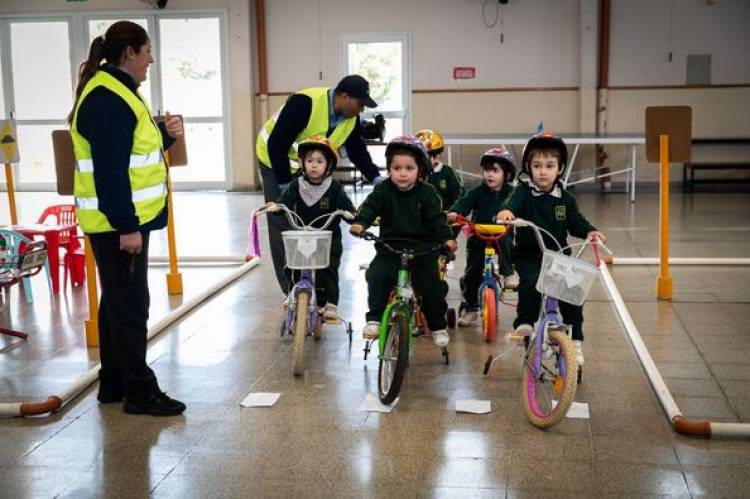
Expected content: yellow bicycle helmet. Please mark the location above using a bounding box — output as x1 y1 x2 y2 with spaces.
415 129 445 157
297 135 339 178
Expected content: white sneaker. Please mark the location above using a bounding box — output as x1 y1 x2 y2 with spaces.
457 309 478 327
504 273 519 290
323 304 338 321
573 340 584 366
362 321 379 340
433 329 450 347
514 324 533 337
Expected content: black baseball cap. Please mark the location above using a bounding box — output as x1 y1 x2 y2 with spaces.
335 75 378 108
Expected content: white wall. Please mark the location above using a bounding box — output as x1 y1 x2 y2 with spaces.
265 0 582 92
610 0 750 86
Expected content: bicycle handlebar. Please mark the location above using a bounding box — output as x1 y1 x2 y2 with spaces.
453 214 511 241
501 217 611 264
354 231 455 262
246 203 355 260
264 202 354 231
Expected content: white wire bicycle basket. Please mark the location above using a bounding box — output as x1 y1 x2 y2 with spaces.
536 249 599 306
282 230 332 270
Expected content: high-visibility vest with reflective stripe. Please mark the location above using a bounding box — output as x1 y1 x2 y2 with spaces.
71 70 167 234
255 87 356 171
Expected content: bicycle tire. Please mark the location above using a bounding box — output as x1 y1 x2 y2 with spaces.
520 329 577 429
481 287 497 342
291 291 310 376
378 312 409 404
447 308 456 329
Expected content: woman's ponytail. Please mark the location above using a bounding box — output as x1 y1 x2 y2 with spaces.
67 36 105 125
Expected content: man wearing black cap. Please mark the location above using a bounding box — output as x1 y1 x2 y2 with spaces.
256 74 384 293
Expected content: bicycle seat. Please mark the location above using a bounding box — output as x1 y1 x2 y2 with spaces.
474 224 507 235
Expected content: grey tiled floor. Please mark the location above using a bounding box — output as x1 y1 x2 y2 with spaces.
1 189 749 498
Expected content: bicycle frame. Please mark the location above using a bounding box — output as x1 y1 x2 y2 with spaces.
455 215 509 309
527 295 569 379
477 246 502 309
285 268 318 333
377 260 415 358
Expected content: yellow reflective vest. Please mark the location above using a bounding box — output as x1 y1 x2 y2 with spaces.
71 70 167 234
256 87 356 172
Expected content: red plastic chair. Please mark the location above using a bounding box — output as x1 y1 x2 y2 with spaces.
37 204 85 290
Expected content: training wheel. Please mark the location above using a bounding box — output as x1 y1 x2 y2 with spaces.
363 339 371 360
483 355 493 375
446 308 456 329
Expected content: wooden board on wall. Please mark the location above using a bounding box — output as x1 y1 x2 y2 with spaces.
153 114 188 166
645 106 692 163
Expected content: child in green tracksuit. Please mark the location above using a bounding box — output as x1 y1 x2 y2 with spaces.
276 136 355 320
498 132 605 365
417 129 463 212
350 136 457 348
447 147 517 327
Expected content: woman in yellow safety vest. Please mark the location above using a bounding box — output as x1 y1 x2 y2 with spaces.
67 20 185 416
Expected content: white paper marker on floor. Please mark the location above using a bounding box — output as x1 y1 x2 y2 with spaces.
240 392 281 408
566 402 590 419
456 399 492 414
359 393 399 413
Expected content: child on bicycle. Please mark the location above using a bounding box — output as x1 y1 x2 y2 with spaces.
497 132 605 365
416 129 463 212
447 147 517 327
350 136 457 347
274 135 355 320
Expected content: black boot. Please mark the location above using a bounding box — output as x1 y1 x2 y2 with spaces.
123 391 186 416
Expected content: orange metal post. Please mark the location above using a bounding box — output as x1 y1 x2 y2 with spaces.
164 154 183 295
84 235 99 346
4 163 18 224
656 134 673 300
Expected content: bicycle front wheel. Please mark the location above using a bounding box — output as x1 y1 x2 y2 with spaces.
520 328 578 429
378 312 409 404
481 287 497 342
291 291 310 376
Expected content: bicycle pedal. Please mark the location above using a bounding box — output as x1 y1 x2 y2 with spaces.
505 333 526 344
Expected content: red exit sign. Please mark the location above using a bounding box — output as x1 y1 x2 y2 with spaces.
453 67 476 80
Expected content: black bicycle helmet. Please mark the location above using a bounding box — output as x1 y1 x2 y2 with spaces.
385 135 433 179
480 147 517 182
521 132 568 175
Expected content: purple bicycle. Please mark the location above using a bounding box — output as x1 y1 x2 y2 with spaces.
248 203 355 375
483 218 608 429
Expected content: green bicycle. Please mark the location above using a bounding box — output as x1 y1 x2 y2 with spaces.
356 231 454 404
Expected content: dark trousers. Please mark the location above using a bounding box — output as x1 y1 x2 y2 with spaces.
514 257 584 341
260 164 291 293
365 251 448 331
89 231 159 400
289 240 342 306
461 236 513 309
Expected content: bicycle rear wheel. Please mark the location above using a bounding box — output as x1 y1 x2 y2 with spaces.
378 313 409 404
481 287 497 342
291 291 310 376
520 328 577 429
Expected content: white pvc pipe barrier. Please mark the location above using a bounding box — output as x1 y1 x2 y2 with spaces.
598 260 750 438
606 257 750 266
0 259 259 417
149 255 246 263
